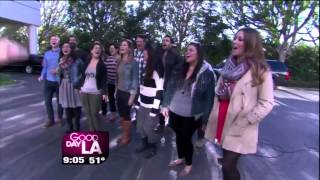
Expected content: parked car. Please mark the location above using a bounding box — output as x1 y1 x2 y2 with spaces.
211 59 291 88
266 59 291 88
0 54 43 74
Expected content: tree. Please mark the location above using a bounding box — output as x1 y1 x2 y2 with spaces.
222 0 319 62
147 1 202 50
120 1 151 41
194 1 231 64
67 0 126 44
39 1 69 53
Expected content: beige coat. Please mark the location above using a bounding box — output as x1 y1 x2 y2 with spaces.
205 69 274 154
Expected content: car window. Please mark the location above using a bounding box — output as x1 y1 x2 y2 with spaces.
267 61 287 72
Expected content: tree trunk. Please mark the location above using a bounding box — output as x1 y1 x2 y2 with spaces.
278 50 287 63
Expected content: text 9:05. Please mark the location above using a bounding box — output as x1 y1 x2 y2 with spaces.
62 156 85 164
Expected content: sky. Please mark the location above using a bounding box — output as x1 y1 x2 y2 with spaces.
126 0 139 7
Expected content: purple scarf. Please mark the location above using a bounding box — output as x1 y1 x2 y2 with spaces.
216 57 249 100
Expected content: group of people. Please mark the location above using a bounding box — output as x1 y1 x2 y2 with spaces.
39 27 274 179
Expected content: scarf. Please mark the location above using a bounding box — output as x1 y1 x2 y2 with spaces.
216 57 249 100
59 56 74 70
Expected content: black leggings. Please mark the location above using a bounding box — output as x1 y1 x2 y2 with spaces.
101 83 116 115
169 111 200 165
65 107 81 131
222 149 241 180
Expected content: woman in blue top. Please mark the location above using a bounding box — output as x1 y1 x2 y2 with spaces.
116 39 139 145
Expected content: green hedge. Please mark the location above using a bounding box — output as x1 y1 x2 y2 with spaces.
278 79 319 89
287 45 319 81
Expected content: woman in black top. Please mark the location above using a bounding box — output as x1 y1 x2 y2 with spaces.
80 42 107 131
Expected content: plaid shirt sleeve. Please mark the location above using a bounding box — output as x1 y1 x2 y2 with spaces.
134 49 146 85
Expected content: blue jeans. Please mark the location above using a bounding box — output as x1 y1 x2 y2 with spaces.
44 80 63 123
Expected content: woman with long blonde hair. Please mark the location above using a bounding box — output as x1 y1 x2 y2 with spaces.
116 39 139 145
205 27 274 180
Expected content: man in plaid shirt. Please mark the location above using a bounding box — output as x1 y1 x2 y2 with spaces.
134 34 146 85
132 34 146 122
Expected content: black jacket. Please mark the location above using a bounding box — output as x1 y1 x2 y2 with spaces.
157 48 183 89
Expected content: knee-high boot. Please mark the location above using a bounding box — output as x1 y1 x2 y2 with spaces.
117 119 131 145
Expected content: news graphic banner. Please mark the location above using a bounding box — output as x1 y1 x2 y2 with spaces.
62 131 109 165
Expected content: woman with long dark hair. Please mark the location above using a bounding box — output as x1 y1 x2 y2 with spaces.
80 42 107 131
162 42 215 177
205 27 274 180
116 39 139 145
57 42 83 133
135 43 164 158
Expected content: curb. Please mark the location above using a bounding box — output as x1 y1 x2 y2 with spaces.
277 86 319 92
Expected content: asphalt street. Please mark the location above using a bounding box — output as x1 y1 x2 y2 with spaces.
0 73 318 180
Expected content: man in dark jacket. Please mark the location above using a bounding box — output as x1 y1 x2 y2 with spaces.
155 35 183 132
69 35 88 63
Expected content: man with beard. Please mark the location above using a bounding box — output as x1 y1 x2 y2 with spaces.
156 35 183 132
68 35 88 63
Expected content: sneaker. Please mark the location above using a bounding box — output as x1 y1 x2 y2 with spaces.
44 121 54 128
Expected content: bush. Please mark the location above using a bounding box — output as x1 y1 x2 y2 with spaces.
287 45 319 81
203 38 232 65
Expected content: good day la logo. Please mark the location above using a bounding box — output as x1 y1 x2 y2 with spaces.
66 132 102 155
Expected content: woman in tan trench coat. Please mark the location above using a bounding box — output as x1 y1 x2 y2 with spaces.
205 27 274 180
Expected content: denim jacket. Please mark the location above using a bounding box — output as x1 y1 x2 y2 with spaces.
117 59 139 95
163 61 215 124
57 58 84 89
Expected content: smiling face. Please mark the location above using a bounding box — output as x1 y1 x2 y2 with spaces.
232 30 245 58
185 44 198 64
91 44 102 59
119 41 129 55
50 36 60 49
62 43 71 56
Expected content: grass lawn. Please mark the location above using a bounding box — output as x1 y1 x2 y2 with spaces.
0 73 15 86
